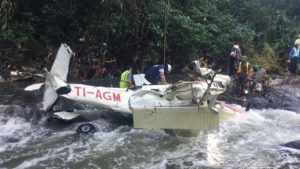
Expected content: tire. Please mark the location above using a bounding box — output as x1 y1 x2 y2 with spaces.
76 123 96 135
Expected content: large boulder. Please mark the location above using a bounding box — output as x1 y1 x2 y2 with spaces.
267 85 300 112
282 140 300 150
247 97 269 109
220 80 300 112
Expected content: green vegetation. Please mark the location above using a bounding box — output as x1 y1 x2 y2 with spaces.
251 43 281 73
0 0 299 73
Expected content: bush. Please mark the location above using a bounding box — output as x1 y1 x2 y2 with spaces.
251 43 281 73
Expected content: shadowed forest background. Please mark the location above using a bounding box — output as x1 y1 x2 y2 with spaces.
1 0 299 78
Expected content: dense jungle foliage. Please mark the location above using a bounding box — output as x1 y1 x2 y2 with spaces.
0 0 299 75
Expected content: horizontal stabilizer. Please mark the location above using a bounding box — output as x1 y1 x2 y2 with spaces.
53 111 80 121
24 83 44 91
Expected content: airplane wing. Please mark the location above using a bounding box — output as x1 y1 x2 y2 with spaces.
53 111 80 121
24 83 44 91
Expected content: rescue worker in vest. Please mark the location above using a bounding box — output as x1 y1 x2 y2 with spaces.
145 64 172 85
237 56 251 96
288 41 300 75
119 65 133 88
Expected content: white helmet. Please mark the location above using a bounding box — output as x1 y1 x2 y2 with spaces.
167 64 172 73
233 45 239 49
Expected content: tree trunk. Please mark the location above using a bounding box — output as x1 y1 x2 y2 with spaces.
0 0 15 31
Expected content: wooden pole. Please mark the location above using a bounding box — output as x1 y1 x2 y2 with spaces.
163 0 169 65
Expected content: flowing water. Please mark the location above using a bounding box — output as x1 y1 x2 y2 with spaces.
1 82 300 169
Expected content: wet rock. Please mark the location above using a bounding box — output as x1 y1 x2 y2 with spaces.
247 97 269 109
0 72 10 82
0 105 25 117
282 140 300 150
183 161 193 166
166 163 181 169
0 104 44 124
221 82 300 113
266 85 300 112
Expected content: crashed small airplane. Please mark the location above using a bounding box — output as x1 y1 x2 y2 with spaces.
25 43 232 133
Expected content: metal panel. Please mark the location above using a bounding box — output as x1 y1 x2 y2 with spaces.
133 104 219 130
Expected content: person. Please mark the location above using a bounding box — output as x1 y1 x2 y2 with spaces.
288 42 300 75
228 45 239 77
145 64 172 85
183 58 202 81
182 57 212 81
249 64 268 96
236 56 251 96
119 65 133 88
183 58 200 80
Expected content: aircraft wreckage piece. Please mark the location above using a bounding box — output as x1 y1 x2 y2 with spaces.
25 43 231 130
132 105 219 130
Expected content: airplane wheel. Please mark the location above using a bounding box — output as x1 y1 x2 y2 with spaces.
76 123 96 135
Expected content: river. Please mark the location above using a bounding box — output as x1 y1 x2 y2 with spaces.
0 81 300 169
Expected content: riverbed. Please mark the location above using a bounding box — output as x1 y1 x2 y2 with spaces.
0 82 300 169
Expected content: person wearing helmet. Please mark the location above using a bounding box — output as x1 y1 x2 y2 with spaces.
288 41 300 75
234 44 242 64
294 34 300 46
145 64 171 85
228 44 241 77
229 46 238 77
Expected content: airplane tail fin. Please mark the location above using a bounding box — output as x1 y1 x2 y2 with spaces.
49 43 73 82
43 43 74 111
25 43 74 111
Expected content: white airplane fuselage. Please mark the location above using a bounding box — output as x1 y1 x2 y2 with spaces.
63 84 135 114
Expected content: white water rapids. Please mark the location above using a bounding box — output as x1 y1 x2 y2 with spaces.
1 104 300 169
